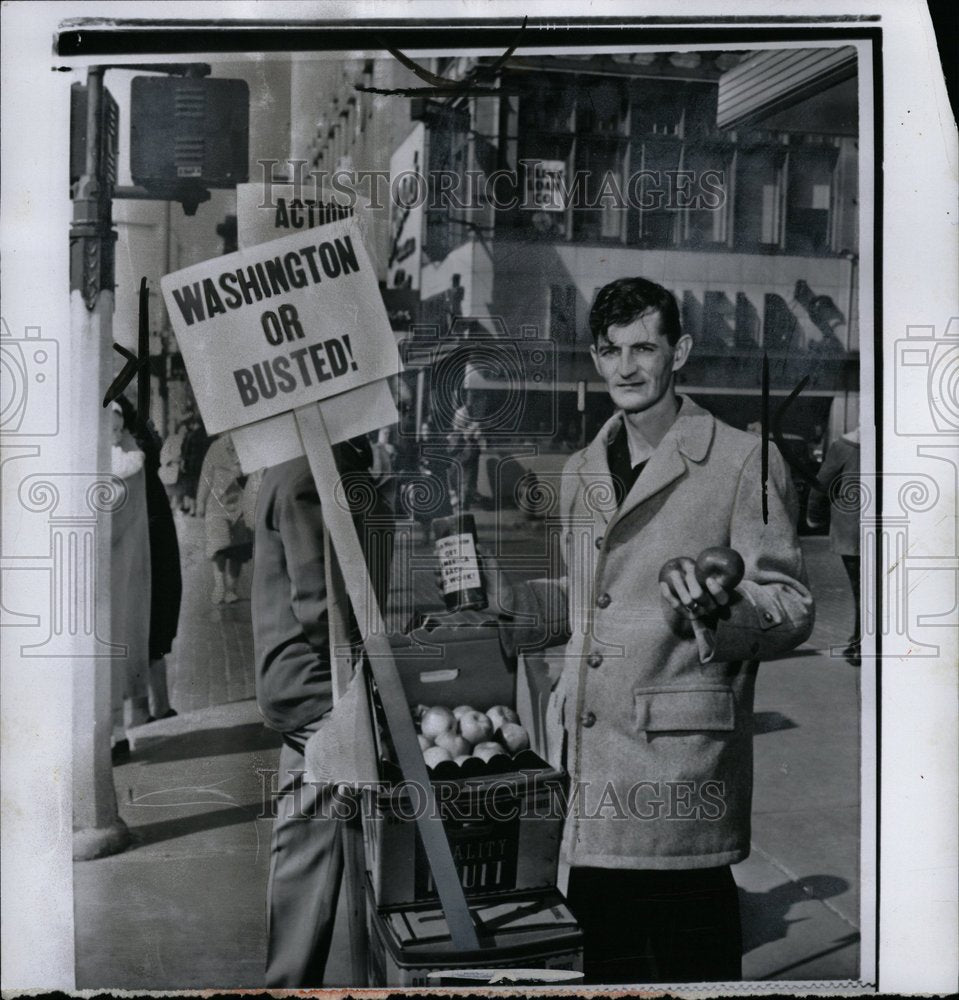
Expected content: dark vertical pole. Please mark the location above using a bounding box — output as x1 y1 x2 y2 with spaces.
137 277 150 434
70 67 116 311
761 352 770 525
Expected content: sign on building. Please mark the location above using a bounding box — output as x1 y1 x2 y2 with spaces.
528 160 567 212
388 123 426 290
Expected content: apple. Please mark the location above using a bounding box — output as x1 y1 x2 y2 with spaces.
417 733 435 751
486 705 519 731
423 745 453 768
658 556 694 585
452 705 475 719
458 710 494 746
421 705 456 740
498 722 530 754
411 703 430 725
435 731 471 757
453 754 472 766
694 546 745 592
473 741 505 762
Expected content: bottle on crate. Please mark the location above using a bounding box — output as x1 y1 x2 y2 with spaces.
433 514 487 612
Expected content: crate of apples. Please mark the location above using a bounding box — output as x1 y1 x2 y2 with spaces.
413 703 531 769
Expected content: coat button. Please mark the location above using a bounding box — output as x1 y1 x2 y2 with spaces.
596 593 611 609
581 711 596 728
763 611 775 623
595 535 604 550
586 653 603 669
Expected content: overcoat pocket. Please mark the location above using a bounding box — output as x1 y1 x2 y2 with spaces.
633 685 735 733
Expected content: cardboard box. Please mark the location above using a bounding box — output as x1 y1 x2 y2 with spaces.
366 883 583 987
362 620 568 908
363 767 566 907
386 613 515 711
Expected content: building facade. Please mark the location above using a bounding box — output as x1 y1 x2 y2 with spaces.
300 50 860 447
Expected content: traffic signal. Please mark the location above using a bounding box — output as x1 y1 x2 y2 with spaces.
130 76 249 213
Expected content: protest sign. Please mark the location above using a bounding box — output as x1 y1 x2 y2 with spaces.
160 215 400 437
231 184 397 470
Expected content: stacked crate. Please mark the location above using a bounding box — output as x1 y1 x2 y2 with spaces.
360 616 583 986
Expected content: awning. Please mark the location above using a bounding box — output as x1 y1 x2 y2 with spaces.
717 47 857 130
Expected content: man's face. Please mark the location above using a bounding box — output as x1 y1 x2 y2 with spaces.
590 309 692 414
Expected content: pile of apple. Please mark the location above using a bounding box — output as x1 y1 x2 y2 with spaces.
414 703 530 768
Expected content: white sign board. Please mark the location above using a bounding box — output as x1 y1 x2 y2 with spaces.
231 184 398 471
161 216 400 437
236 181 372 253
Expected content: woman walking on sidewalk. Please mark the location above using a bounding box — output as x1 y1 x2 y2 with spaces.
115 395 183 719
196 432 253 604
109 401 151 760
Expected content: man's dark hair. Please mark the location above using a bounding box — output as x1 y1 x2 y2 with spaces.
589 277 683 346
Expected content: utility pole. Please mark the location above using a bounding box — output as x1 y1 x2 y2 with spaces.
70 65 129 860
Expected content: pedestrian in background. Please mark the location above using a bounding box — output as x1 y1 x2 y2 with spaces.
115 395 183 719
179 411 209 516
808 426 861 665
446 384 485 512
158 419 187 510
196 432 253 605
108 401 151 761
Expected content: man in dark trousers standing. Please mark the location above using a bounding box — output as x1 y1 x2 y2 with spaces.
491 277 815 983
252 436 390 987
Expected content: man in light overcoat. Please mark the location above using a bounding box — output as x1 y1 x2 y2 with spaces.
493 277 815 983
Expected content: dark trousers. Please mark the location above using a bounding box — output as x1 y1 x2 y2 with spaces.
565 865 743 984
265 726 344 988
841 554 861 643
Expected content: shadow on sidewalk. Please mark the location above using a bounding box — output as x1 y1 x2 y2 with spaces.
753 711 799 735
133 722 282 766
128 802 267 849
739 874 851 954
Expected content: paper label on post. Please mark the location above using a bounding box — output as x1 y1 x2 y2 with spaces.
160 217 400 436
436 533 482 595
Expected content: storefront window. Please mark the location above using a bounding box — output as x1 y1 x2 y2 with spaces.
573 136 626 241
733 147 786 250
681 145 731 247
785 144 838 254
626 137 683 247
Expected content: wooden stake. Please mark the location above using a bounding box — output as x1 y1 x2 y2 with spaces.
293 402 480 953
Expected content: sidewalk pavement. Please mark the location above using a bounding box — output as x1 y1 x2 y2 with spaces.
73 509 862 989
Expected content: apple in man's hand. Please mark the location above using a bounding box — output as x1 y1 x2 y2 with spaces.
658 556 694 586
694 546 745 592
659 554 718 618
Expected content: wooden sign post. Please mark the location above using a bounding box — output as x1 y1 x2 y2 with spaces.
161 219 482 969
